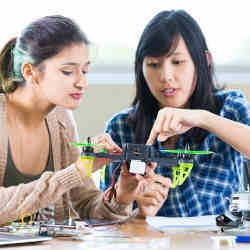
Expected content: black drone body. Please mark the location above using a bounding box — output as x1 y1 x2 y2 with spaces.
70 139 212 187
81 143 193 175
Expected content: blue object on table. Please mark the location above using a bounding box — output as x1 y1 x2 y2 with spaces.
236 236 250 243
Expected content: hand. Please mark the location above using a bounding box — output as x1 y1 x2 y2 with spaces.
115 163 148 205
90 133 122 171
146 107 205 145
136 171 172 217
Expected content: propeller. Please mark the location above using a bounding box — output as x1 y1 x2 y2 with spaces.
69 142 104 147
160 149 213 155
69 137 104 147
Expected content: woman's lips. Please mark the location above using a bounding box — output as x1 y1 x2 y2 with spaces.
70 93 82 100
161 88 177 96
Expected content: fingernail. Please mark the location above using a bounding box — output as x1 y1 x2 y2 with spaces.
168 179 172 188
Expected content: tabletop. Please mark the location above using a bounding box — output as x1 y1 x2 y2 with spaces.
1 218 250 250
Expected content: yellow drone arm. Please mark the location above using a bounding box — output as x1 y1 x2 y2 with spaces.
81 155 94 178
171 162 193 188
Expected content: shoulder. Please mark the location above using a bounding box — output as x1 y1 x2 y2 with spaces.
0 94 7 126
53 106 76 128
105 107 135 145
216 89 248 104
48 106 79 141
216 89 250 123
106 107 134 129
0 94 6 111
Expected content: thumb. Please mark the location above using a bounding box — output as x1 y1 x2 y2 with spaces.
120 161 130 175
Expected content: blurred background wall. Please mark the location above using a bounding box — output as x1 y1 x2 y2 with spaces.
74 83 250 140
1 1 249 141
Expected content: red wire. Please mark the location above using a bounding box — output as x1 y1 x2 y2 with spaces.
104 163 122 202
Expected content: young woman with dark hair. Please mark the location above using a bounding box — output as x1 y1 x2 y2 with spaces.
0 15 171 225
101 10 250 217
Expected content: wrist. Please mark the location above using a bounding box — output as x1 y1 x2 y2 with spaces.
115 184 133 205
104 195 132 216
137 209 146 219
198 110 213 129
75 160 88 180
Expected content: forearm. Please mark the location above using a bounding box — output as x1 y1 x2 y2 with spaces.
0 164 83 225
71 178 133 220
200 110 250 159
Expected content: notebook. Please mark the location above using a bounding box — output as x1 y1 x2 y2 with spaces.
0 233 52 246
146 215 219 232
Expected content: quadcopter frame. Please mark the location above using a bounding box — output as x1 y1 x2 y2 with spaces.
81 142 194 188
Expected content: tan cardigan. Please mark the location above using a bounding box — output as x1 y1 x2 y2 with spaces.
0 94 131 225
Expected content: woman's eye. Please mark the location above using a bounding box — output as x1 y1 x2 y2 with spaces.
172 60 184 65
62 70 72 75
82 70 88 75
147 62 160 68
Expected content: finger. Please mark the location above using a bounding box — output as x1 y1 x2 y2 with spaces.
146 127 158 146
120 162 130 175
157 133 169 142
166 112 178 132
144 171 172 187
169 115 182 131
146 162 157 171
151 176 172 189
144 166 156 178
136 196 161 207
137 196 159 207
146 113 165 145
143 190 164 203
149 184 169 199
92 134 122 153
157 113 171 142
103 134 122 153
120 164 145 185
134 174 146 182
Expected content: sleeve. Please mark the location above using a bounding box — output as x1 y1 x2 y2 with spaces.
221 91 250 162
57 108 81 165
99 116 123 192
0 164 83 225
70 177 133 220
101 113 138 210
222 91 250 126
64 112 132 220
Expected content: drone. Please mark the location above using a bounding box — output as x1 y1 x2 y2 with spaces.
70 137 213 189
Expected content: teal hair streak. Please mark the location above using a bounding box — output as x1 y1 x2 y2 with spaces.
12 42 35 82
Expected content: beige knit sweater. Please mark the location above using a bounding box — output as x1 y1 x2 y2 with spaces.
0 94 131 225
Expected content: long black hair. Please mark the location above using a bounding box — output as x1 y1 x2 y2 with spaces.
130 10 223 145
0 15 89 93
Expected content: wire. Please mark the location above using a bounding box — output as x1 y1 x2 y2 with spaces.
104 163 122 202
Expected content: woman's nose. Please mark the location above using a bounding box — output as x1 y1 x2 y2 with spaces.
75 72 88 90
160 63 173 84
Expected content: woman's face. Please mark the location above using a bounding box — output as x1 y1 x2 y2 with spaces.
142 36 196 108
35 43 89 110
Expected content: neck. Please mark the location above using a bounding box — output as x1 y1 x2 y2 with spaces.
6 87 55 127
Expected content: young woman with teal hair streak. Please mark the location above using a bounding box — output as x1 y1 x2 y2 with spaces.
0 15 171 225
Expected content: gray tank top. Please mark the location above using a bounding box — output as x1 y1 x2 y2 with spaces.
3 124 55 222
3 141 54 187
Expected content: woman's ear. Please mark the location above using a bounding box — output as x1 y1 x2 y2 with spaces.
205 50 212 67
21 62 38 84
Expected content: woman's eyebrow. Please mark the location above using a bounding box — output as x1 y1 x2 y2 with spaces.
62 61 90 66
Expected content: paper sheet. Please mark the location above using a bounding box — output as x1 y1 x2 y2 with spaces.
146 215 219 232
